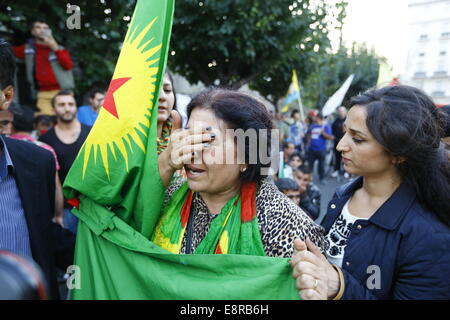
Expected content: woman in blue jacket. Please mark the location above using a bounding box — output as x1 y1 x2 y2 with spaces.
290 85 450 300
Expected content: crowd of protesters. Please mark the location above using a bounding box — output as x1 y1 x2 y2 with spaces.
1 18 450 301
272 107 349 221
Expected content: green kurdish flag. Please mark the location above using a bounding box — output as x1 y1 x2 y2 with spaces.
63 0 298 300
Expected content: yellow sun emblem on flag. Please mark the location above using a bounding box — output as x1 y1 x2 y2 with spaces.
80 17 162 178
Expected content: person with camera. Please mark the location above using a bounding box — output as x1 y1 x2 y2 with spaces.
13 20 74 116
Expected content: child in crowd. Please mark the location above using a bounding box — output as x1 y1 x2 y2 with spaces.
275 178 301 207
33 115 55 138
293 164 321 220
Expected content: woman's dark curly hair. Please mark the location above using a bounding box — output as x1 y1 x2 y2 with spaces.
349 85 450 226
187 88 274 183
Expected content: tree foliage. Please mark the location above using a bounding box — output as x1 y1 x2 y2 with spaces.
0 0 136 99
249 0 381 112
169 0 330 90
0 0 381 110
301 44 381 110
247 32 329 109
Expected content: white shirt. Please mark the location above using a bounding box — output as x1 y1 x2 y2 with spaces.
283 165 294 179
324 199 368 268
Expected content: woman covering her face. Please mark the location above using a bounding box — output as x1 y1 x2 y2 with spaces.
290 85 450 300
155 88 324 258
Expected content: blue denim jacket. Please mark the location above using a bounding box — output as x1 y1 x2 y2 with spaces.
321 177 450 300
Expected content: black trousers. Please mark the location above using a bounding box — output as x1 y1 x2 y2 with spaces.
307 149 327 181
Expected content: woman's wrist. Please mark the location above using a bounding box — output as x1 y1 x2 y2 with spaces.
327 268 340 298
158 150 176 187
327 264 345 300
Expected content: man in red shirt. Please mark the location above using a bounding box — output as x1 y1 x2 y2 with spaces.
13 20 74 117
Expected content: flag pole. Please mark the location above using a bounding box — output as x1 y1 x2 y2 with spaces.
293 70 305 122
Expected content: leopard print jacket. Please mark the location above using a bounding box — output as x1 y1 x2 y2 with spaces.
163 179 325 258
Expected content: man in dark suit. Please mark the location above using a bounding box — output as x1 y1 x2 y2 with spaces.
0 38 74 299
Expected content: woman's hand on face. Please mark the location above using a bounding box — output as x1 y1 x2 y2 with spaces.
290 238 340 300
170 110 183 131
164 126 215 171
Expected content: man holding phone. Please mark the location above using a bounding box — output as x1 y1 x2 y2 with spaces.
13 20 74 116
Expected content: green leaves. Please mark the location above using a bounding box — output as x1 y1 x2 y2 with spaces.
300 44 381 110
169 0 329 89
0 0 380 110
0 0 137 98
250 1 381 112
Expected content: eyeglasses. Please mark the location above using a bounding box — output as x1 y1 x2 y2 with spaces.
287 194 301 200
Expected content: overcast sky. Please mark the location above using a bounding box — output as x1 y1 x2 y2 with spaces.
327 0 410 75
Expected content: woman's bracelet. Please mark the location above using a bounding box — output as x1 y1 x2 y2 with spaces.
330 264 345 300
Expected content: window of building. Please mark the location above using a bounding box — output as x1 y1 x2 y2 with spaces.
414 71 426 78
433 60 447 77
442 32 450 39
419 34 428 40
439 51 447 56
432 91 445 97
432 81 445 97
417 61 425 72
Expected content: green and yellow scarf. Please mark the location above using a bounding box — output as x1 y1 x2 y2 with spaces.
152 181 265 256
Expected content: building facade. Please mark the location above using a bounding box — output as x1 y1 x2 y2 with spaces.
403 0 450 105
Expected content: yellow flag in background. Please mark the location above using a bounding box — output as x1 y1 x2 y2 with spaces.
377 61 396 87
282 70 302 114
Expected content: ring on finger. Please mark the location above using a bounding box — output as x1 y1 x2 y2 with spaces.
313 278 319 290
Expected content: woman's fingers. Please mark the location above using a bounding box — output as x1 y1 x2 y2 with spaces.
166 125 214 170
290 238 330 300
296 272 329 300
171 143 207 167
293 239 307 253
179 143 208 156
305 238 325 259
292 260 319 279
295 274 315 290
171 126 212 145
291 248 322 269
299 289 323 300
184 133 215 145
171 131 214 155
177 153 198 167
185 124 212 136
